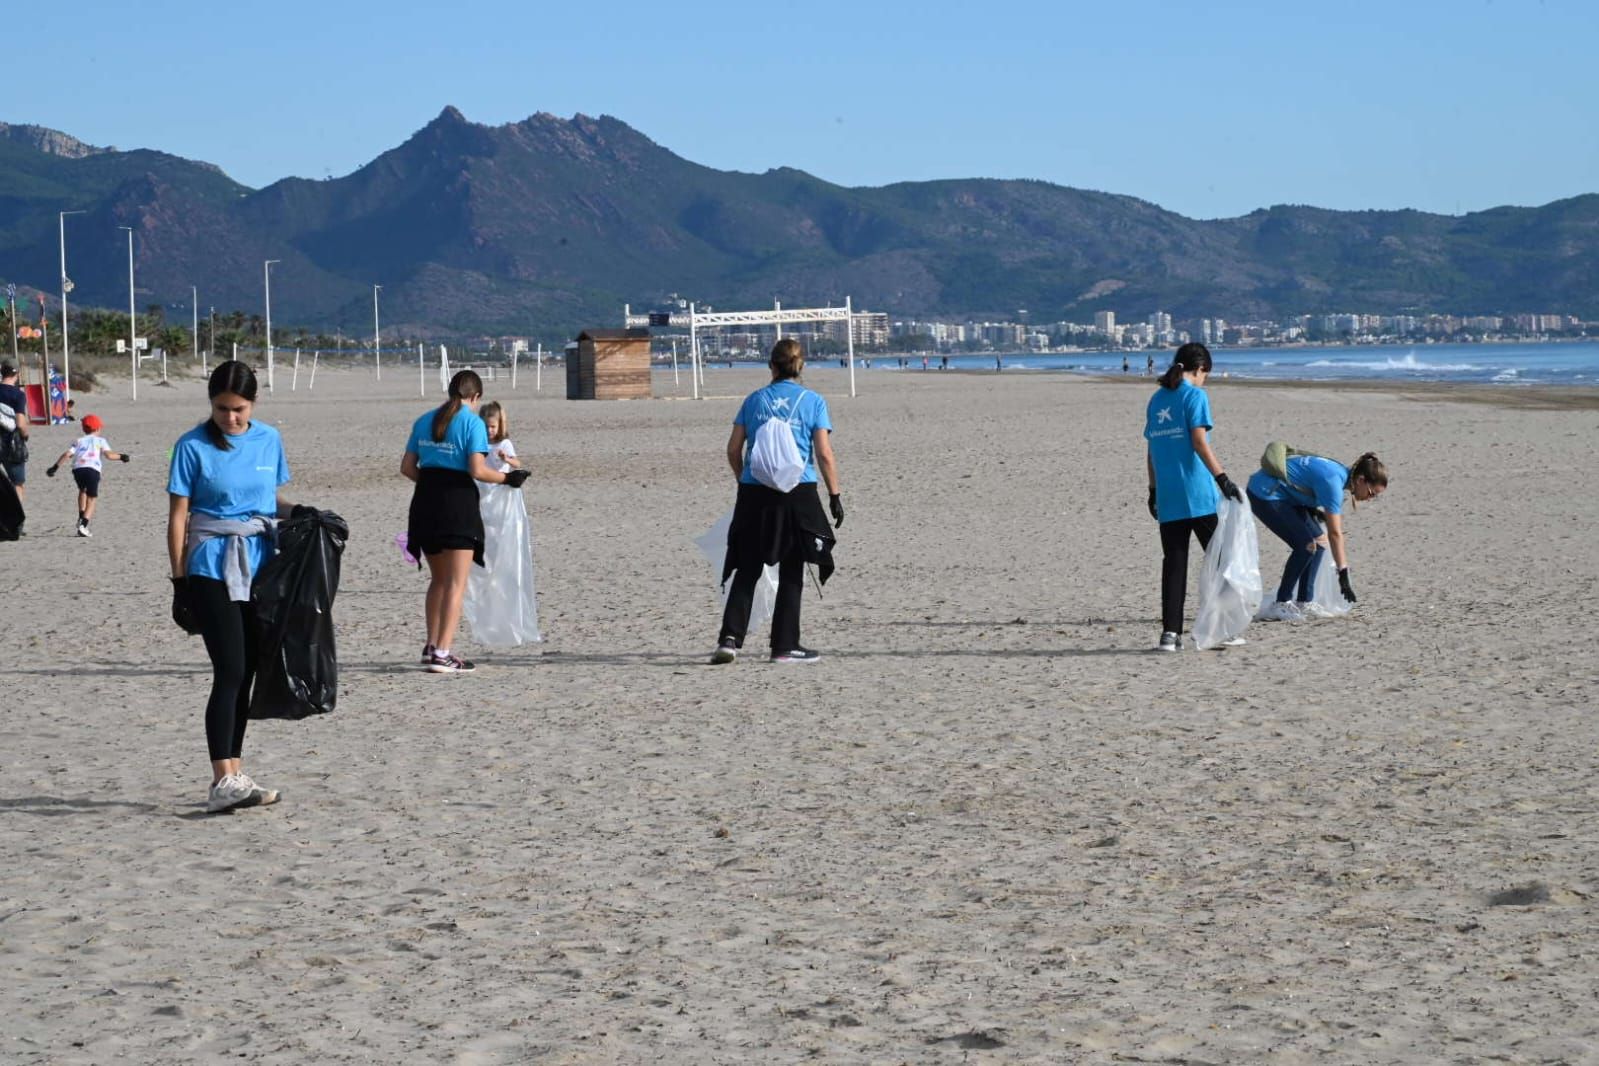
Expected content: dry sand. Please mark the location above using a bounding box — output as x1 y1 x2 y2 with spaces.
2 362 1596 1064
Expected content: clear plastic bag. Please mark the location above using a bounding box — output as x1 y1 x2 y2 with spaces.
462 483 542 647
694 509 778 631
1193 497 1263 650
1309 549 1354 618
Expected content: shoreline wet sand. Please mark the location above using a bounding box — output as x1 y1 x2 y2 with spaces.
2 366 1595 1062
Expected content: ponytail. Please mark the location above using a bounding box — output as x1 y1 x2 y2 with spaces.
432 370 483 442
1159 342 1212 390
1349 451 1388 488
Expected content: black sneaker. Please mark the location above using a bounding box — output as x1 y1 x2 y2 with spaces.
427 650 476 674
709 638 738 665
420 643 435 664
770 647 822 664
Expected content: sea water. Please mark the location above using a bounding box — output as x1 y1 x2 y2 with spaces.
858 341 1599 387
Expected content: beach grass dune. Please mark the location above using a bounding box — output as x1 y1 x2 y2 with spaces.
2 366 1595 1063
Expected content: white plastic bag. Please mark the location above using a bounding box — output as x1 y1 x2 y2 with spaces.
1193 496 1263 650
462 483 542 647
746 412 805 492
1309 550 1354 618
694 509 778 632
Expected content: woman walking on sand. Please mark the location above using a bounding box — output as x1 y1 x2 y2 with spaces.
402 370 528 674
1248 451 1387 618
1144 343 1243 652
710 338 842 664
166 361 296 813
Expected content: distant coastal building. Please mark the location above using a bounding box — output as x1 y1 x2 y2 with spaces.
1094 310 1116 337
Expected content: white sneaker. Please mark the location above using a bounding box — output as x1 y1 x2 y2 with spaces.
1298 600 1336 619
1220 635 1248 647
77 524 92 538
1155 631 1181 652
235 773 281 806
206 773 261 813
1255 600 1304 622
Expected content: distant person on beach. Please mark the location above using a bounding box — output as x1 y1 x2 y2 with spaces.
1122 355 1130 374
1144 343 1243 652
45 413 130 537
1146 354 1154 376
1248 451 1387 618
922 356 929 371
402 370 528 674
0 361 30 514
940 356 949 370
166 361 294 813
710 338 841 665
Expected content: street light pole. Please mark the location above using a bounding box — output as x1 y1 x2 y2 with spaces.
58 210 86 406
191 285 199 376
373 283 382 381
119 226 136 400
264 259 280 390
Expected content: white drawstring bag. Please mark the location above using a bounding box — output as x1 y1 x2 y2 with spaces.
746 404 805 492
1193 496 1263 650
694 509 778 632
1308 550 1354 618
462 483 542 647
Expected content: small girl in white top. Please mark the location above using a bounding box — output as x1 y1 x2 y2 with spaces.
45 413 130 537
462 402 541 646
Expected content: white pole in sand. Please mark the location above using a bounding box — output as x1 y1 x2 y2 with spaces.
439 345 448 391
372 284 382 381
292 347 301 390
690 302 700 400
418 342 425 396
671 335 679 386
310 349 320 390
536 343 542 392
846 295 857 398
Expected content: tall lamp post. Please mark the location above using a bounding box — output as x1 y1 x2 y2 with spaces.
58 210 86 405
264 259 280 390
373 283 382 380
191 285 200 376
119 226 137 400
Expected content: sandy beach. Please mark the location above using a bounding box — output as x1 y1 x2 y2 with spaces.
2 362 1596 1063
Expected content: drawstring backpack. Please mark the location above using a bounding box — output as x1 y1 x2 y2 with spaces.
746 391 807 492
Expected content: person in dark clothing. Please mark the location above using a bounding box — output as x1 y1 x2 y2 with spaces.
711 339 843 664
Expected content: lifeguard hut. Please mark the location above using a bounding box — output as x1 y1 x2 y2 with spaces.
566 329 651 400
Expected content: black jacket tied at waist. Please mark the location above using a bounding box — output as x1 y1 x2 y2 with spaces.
407 467 485 567
722 481 836 587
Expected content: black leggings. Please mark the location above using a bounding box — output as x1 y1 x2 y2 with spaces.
190 577 257 762
1160 514 1218 635
720 556 805 653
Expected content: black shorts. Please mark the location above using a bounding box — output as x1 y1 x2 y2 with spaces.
72 467 101 497
415 534 477 555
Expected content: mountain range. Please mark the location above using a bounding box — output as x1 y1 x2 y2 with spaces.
1 107 1595 338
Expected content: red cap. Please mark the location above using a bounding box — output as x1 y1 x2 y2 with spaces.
82 414 103 433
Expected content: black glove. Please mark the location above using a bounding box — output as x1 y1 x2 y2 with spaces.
1338 567 1357 604
828 493 844 529
119 454 131 463
170 577 200 635
1215 471 1243 502
46 463 59 477
503 469 530 489
1147 486 1158 521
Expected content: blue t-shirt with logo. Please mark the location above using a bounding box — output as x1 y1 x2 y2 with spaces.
167 421 291 581
1248 454 1348 515
735 380 833 486
407 407 490 472
1144 381 1218 522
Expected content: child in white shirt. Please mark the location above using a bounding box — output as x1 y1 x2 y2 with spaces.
46 413 130 537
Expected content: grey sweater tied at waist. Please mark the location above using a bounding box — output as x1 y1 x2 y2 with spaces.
186 512 276 602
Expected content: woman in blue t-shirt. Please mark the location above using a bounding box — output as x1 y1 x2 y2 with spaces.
402 370 528 674
166 361 297 814
1247 451 1388 617
1144 343 1244 652
710 338 843 664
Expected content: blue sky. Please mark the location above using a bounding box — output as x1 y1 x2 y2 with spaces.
17 0 1597 219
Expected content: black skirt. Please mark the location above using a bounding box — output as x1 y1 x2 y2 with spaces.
722 481 836 587
408 467 485 566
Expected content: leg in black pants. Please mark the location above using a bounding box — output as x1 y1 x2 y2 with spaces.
1160 514 1218 635
189 576 258 762
719 555 805 653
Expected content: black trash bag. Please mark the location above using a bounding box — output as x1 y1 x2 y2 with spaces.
250 508 348 720
0 467 22 542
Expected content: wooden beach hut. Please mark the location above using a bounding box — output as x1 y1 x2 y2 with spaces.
566 329 652 400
